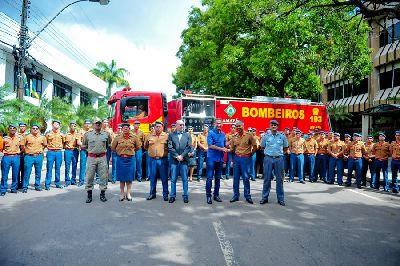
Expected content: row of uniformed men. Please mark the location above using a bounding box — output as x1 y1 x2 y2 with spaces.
278 128 400 192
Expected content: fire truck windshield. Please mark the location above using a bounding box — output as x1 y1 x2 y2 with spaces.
121 97 149 121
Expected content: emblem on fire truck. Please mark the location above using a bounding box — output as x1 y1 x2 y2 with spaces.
224 104 236 117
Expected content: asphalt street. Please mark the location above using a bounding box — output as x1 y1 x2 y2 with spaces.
0 173 399 266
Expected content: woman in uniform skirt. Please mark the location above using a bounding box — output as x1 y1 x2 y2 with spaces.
111 123 141 201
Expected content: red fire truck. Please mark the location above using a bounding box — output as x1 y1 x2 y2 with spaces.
108 88 331 134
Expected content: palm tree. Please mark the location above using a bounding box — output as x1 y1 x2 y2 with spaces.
90 59 130 99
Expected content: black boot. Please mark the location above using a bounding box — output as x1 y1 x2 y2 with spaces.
100 190 107 202
86 190 92 203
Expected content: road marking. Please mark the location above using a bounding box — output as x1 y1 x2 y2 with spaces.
212 220 240 266
347 189 385 202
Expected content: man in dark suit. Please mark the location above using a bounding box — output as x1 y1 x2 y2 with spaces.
168 120 192 203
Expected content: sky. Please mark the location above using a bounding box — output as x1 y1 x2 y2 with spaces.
1 0 201 98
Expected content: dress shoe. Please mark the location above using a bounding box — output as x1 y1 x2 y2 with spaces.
300 180 305 184
0 192 5 196
111 181 116 184
45 187 50 191
126 193 132 201
338 183 344 186
246 198 254 204
35 187 42 191
137 179 142 182
163 196 169 201
56 185 63 189
207 197 212 204
357 185 362 189
86 191 92 203
197 178 202 182
22 189 28 193
213 195 222 202
383 189 389 192
10 190 17 193
71 182 76 185
230 197 239 203
147 195 156 200
250 177 256 181
169 197 175 203
145 177 150 181
119 193 125 201
345 183 351 187
259 198 268 204
393 189 399 193
77 183 84 187
64 183 70 187
183 198 189 203
278 201 286 206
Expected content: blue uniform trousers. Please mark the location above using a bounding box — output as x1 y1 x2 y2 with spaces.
135 149 143 181
0 155 20 193
111 151 117 182
262 155 284 202
23 154 43 189
45 150 62 188
375 159 389 190
79 150 87 185
197 150 207 178
346 158 362 186
284 153 290 177
232 156 251 199
304 154 316 182
362 158 375 187
328 157 343 185
145 151 151 178
250 152 256 179
64 149 79 185
316 154 328 182
206 161 222 197
290 153 304 182
170 162 188 199
149 157 169 197
225 152 233 177
391 159 400 191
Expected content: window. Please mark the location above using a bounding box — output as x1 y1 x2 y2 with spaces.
379 70 392 90
379 22 400 47
121 97 149 121
394 68 400 87
53 80 72 102
343 82 351 98
80 91 91 105
328 88 334 101
182 99 215 117
25 73 43 98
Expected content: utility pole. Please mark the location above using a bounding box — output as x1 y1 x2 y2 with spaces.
16 0 29 99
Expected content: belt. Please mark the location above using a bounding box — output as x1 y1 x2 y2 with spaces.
64 148 78 151
304 153 315 155
26 153 42 156
150 156 167 160
265 155 282 159
88 153 106 158
119 154 133 158
376 158 388 161
393 157 400 160
47 149 62 152
349 156 361 159
235 153 250 158
292 153 304 155
3 153 19 156
317 153 327 155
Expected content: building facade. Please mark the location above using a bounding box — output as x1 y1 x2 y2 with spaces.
0 12 106 108
321 17 400 140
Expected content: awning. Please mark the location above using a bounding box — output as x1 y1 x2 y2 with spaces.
362 104 400 115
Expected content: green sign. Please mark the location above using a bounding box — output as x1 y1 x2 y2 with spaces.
224 104 236 117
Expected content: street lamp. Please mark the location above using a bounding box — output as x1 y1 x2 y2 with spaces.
16 0 110 99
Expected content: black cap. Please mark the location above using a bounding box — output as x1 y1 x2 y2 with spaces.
270 120 279 125
121 123 130 128
19 122 27 126
155 121 163 126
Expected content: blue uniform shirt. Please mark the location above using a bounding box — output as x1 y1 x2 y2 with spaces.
261 132 288 157
207 128 226 162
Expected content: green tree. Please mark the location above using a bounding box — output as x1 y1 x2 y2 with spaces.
174 0 371 99
90 59 130 99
